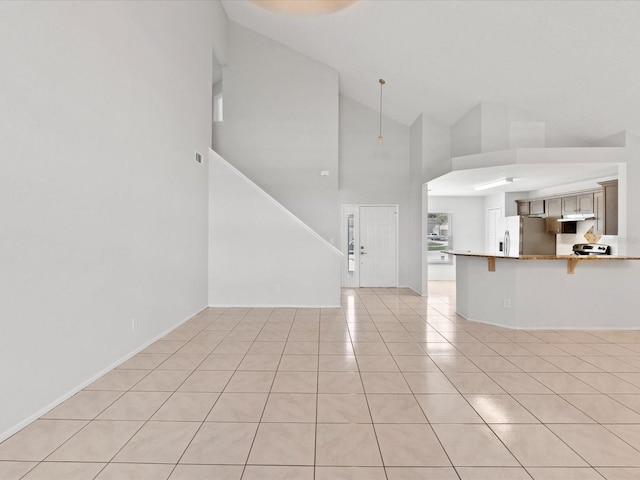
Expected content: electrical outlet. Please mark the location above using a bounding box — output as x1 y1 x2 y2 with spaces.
275 283 281 293
131 317 138 331
503 299 511 309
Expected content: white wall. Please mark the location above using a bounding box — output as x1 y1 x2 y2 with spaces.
213 22 339 243
338 96 411 286
483 192 521 218
622 131 640 256
484 192 507 217
482 102 510 152
451 102 587 158
451 104 482 157
504 192 522 216
209 152 341 306
408 116 424 293
420 115 452 292
486 104 550 149
211 0 228 64
428 197 485 280
423 116 453 179
508 105 586 148
0 1 214 439
590 131 627 147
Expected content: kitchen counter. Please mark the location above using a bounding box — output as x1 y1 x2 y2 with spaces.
447 251 640 329
446 251 640 274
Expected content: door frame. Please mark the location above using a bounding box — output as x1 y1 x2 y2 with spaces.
341 204 399 288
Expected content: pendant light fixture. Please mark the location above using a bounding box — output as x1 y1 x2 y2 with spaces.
378 78 385 145
251 0 357 16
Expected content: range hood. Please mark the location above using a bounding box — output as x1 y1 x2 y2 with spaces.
557 213 595 222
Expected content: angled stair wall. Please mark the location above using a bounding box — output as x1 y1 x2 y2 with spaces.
208 150 342 307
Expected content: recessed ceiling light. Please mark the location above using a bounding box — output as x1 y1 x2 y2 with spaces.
473 177 515 191
250 0 357 16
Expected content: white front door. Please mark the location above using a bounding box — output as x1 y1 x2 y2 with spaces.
359 206 398 287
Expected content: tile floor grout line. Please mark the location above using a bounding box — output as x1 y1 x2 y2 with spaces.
388 289 533 478
359 288 394 480
385 289 465 480
21 387 131 480
164 307 256 480
381 288 640 474
426 301 633 475
492 370 607 426
400 361 461 473
313 307 322 480
9 287 640 478
237 306 296 479
103 308 247 480
20 311 226 480
426 329 584 477
370 290 616 474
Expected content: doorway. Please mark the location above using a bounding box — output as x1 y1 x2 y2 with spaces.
341 205 398 288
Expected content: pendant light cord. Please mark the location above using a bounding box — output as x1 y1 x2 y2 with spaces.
379 82 383 138
378 78 385 143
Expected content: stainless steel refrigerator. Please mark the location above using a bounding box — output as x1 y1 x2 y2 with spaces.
496 216 556 257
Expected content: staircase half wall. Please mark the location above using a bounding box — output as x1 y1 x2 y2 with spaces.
208 150 342 307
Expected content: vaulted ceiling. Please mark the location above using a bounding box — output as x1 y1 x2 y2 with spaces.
222 0 640 143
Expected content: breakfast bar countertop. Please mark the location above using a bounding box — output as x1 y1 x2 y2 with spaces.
445 250 640 259
445 250 640 274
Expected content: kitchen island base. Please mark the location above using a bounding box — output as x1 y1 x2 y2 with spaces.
454 254 640 330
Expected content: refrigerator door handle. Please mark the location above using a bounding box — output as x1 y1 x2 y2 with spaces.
504 230 510 257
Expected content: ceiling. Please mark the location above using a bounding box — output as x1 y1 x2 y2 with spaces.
220 1 634 196
427 162 619 197
221 0 640 143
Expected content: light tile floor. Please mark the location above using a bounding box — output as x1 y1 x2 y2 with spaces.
2 283 640 479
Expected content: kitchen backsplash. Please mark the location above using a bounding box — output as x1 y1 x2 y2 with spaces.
556 220 619 255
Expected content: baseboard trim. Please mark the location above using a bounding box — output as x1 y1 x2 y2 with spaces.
457 311 640 331
405 286 425 297
209 304 342 309
0 306 206 444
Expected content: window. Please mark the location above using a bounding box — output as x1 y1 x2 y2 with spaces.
427 212 452 263
347 213 355 273
213 93 223 123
